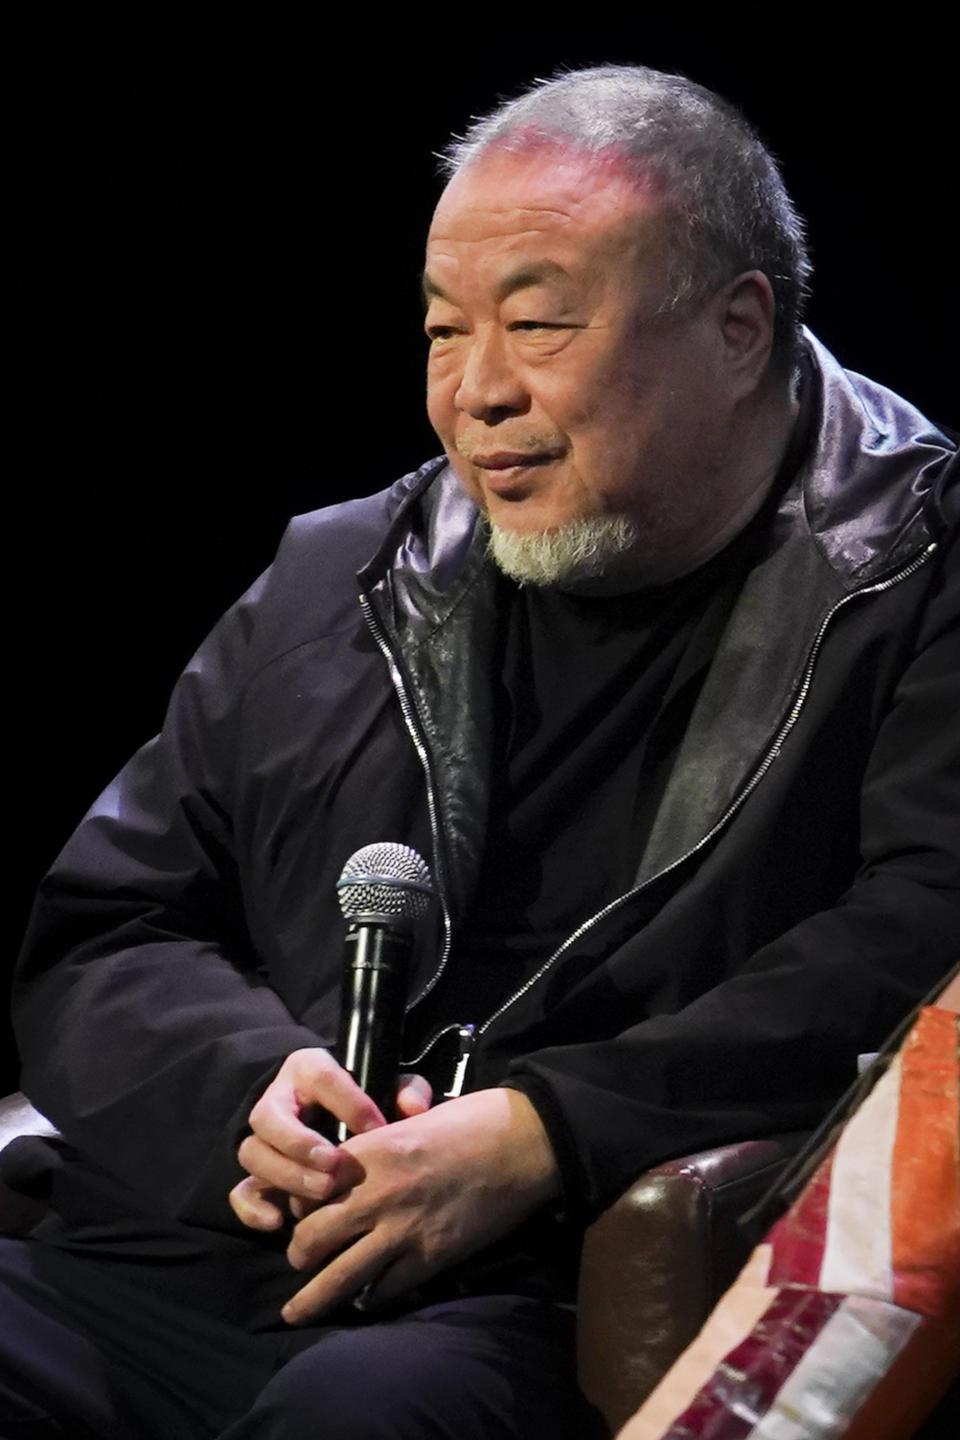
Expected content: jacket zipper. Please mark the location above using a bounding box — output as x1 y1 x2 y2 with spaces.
375 543 938 1091
359 592 454 1011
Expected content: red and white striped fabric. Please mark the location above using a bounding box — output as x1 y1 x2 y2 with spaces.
769 1006 960 1314
620 993 960 1440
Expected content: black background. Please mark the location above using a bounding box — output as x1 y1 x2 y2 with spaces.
9 9 956 1091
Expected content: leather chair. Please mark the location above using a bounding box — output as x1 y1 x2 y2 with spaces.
0 1089 804 1437
575 1133 805 1433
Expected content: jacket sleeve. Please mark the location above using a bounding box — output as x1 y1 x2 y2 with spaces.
505 517 960 1223
13 568 326 1233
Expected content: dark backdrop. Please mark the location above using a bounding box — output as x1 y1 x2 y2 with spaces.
10 10 956 1091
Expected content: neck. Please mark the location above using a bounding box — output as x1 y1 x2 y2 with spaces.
699 374 801 558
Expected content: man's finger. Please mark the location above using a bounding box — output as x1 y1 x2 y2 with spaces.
249 1049 386 1162
237 1134 337 1200
281 1230 391 1326
289 1053 386 1138
248 1090 339 1166
285 1196 364 1274
237 1133 364 1200
395 1073 432 1118
229 1176 287 1231
288 1195 320 1221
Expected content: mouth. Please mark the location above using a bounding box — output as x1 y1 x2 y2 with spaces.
468 451 563 496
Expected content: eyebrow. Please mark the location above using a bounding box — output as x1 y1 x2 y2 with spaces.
421 260 570 307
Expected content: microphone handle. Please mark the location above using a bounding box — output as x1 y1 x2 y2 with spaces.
335 916 412 1143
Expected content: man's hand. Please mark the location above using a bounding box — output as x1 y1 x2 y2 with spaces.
228 1051 560 1325
279 1087 560 1325
228 1047 431 1232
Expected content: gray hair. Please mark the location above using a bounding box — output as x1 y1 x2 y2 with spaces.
441 66 811 372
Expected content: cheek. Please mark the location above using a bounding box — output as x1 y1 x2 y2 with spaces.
560 393 642 489
542 357 630 450
426 368 460 443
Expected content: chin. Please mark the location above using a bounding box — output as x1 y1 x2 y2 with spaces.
486 513 640 587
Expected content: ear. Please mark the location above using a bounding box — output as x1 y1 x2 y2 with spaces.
715 269 777 394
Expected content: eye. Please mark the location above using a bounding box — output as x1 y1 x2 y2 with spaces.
508 320 565 332
425 324 461 343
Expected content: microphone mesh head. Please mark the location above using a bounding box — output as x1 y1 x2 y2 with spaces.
336 843 434 920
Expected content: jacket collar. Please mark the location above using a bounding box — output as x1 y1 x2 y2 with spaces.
801 331 950 580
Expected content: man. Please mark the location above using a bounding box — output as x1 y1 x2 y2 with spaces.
3 64 958 1438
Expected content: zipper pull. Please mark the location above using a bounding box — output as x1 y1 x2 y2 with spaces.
444 1024 476 1099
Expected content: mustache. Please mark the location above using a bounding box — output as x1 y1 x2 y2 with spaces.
456 436 565 463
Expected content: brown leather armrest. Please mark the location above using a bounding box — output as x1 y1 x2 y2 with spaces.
577 1134 807 1435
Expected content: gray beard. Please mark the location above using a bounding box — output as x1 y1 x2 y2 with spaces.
486 513 641 588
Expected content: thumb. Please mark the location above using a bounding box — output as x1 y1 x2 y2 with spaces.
395 1072 433 1118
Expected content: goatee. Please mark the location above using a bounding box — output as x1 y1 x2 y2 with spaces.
486 513 641 588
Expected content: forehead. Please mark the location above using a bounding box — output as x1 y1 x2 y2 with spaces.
425 145 673 289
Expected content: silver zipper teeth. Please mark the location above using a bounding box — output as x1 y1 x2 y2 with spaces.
405 541 938 1063
359 593 453 1011
403 1022 462 1070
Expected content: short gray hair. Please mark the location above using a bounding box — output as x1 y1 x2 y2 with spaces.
441 66 811 372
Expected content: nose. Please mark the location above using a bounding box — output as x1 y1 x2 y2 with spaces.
454 326 527 423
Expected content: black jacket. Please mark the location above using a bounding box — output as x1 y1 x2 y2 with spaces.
13 335 960 1288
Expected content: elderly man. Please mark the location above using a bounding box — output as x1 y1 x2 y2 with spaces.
3 64 958 1439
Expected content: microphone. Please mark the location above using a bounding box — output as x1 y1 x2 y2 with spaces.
334 843 434 1141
